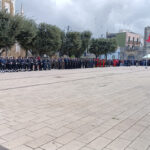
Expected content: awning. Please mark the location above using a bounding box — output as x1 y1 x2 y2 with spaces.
143 54 150 59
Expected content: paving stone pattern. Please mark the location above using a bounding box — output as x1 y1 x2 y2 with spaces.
0 67 150 150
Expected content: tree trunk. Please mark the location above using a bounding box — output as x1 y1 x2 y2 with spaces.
105 54 107 61
6 48 8 57
26 49 28 57
105 54 108 67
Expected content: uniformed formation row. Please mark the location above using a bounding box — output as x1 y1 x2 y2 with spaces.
0 57 149 72
0 57 99 72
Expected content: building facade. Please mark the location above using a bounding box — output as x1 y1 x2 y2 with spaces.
107 31 145 60
0 0 15 15
144 26 150 54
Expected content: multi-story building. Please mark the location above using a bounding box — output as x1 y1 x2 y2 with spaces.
0 0 26 57
144 26 150 54
107 31 145 60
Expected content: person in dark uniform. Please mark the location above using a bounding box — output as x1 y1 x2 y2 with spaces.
37 57 42 71
2 57 6 72
33 57 38 71
47 58 51 70
30 57 34 71
64 58 68 69
12 57 17 71
42 58 47 70
26 57 31 71
5 57 9 72
17 57 21 71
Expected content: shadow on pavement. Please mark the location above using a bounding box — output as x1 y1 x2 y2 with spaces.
0 146 9 150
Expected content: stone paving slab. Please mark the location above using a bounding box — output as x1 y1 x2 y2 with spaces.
0 67 150 150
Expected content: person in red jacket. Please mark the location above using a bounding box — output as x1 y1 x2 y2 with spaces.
103 59 105 67
96 58 99 67
99 59 102 67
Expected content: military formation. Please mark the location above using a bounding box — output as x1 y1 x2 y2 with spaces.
0 57 50 72
0 57 97 72
0 57 149 73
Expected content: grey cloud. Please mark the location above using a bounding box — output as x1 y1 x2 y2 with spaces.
16 0 150 37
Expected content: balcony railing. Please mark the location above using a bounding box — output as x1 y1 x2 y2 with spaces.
127 41 141 45
125 46 141 51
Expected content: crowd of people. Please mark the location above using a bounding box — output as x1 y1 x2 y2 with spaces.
0 57 149 72
0 57 95 72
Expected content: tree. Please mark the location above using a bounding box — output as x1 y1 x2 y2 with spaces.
81 31 92 54
59 31 66 57
89 38 118 59
89 38 105 58
64 32 82 57
108 39 118 54
16 18 37 57
103 38 118 60
0 11 21 55
34 23 62 56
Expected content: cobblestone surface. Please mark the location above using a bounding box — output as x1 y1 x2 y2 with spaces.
0 67 150 150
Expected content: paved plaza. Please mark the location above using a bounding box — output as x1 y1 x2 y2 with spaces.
0 67 150 150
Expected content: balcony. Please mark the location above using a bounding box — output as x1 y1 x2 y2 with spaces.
125 46 141 51
127 41 141 45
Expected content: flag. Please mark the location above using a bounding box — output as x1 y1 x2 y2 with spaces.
146 35 150 43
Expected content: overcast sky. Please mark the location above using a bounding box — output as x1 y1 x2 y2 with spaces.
16 0 150 37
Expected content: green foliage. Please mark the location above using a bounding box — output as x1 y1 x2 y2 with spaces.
89 38 105 58
60 31 66 56
34 23 62 56
109 38 118 54
16 18 37 56
89 38 118 59
0 11 21 54
81 31 92 55
0 11 117 58
63 32 82 57
103 38 118 59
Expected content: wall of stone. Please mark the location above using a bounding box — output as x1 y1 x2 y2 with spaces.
1 45 26 58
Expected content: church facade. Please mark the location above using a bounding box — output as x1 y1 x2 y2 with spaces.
0 0 26 57
0 0 15 15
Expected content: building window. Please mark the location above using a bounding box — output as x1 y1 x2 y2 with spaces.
137 38 139 44
128 36 130 42
133 37 135 42
132 45 135 50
